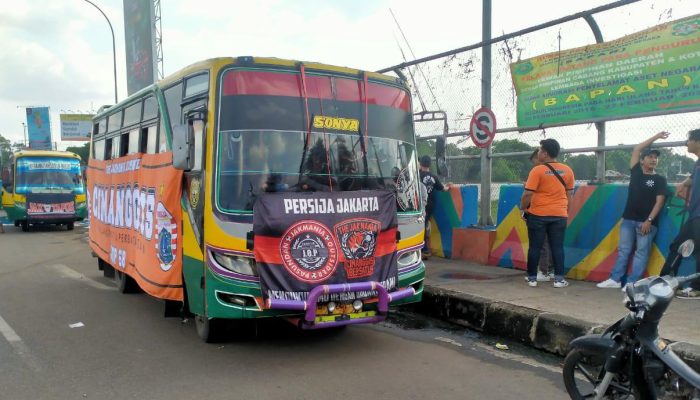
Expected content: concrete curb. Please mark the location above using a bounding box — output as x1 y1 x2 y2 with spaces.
411 285 700 371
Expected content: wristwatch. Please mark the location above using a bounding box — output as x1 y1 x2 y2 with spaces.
647 217 653 222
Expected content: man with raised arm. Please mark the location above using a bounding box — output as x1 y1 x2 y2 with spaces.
597 132 669 289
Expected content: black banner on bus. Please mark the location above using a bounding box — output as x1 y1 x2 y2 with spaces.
253 190 398 303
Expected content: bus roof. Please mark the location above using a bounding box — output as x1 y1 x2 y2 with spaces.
159 57 401 87
13 150 82 161
95 56 404 119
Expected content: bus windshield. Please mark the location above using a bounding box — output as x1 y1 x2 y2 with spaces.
216 130 419 212
215 68 420 214
15 157 84 194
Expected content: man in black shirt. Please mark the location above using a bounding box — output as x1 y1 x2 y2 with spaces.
419 155 450 259
597 132 669 288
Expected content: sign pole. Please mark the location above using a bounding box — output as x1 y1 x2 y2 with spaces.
479 0 493 226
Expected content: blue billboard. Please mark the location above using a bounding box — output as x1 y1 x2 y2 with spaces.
26 107 52 150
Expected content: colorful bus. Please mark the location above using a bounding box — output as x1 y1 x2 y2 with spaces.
1 150 86 231
87 57 425 342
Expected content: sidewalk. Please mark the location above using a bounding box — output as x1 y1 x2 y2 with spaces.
414 257 700 369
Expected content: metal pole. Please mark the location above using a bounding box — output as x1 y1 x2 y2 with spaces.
479 0 493 226
21 123 27 147
377 0 639 73
83 0 118 105
584 14 607 183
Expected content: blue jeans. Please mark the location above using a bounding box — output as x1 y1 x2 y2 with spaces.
609 219 657 284
526 215 567 281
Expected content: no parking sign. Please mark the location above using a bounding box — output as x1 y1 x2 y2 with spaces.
469 107 497 148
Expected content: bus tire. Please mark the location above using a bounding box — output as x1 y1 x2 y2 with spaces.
67 222 74 231
115 270 140 294
100 259 115 278
195 314 223 343
14 221 19 227
21 221 28 232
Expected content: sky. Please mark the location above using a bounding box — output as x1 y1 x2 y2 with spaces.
0 0 697 151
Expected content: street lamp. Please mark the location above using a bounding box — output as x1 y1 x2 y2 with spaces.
21 123 27 147
83 0 118 105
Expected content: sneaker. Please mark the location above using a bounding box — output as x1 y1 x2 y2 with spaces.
596 279 622 289
536 271 552 282
527 279 537 287
676 288 700 299
553 280 569 288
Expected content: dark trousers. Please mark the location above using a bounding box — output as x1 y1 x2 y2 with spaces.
527 215 567 280
660 217 700 290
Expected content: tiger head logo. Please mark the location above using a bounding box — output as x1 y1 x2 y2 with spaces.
342 230 377 260
334 218 380 279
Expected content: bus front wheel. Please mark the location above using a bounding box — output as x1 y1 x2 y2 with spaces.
66 222 74 231
21 221 28 232
195 314 223 343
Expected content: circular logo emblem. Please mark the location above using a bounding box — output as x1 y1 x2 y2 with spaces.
280 220 338 283
513 61 534 75
394 168 416 211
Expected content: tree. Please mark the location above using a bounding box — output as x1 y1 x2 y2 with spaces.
0 134 11 169
605 150 631 175
491 139 536 182
65 142 90 163
563 154 596 181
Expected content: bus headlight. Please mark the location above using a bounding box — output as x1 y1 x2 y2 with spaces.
211 252 258 276
398 250 420 268
352 300 363 311
327 301 336 313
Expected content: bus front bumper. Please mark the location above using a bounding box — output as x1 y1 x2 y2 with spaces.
267 282 416 329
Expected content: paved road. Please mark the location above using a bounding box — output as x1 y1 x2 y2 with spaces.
0 224 569 399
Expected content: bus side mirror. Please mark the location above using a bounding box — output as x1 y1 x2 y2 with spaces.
436 136 448 177
172 124 193 171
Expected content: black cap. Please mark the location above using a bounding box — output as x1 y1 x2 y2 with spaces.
419 155 432 167
641 148 660 158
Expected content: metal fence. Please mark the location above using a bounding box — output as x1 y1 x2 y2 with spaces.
381 0 698 224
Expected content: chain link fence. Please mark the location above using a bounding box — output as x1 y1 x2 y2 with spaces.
394 1 698 223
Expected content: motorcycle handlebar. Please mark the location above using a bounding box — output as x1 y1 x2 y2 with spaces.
677 273 700 286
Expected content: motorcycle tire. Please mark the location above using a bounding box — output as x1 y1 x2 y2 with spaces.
563 348 637 399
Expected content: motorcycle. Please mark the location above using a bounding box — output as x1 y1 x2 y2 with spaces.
563 239 700 400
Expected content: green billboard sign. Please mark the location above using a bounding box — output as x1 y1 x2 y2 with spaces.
510 14 700 128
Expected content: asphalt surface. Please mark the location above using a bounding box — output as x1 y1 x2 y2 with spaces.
0 224 569 399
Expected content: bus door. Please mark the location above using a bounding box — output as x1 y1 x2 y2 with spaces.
181 103 207 245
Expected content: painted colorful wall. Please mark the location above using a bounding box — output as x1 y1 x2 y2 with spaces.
427 185 478 259
487 184 693 282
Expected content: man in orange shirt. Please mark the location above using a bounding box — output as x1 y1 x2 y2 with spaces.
520 139 575 288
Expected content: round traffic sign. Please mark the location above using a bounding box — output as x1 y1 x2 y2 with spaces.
469 107 497 148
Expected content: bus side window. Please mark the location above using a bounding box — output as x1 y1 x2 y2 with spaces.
142 125 157 154
111 136 121 160
104 138 113 160
128 129 139 154
163 82 183 149
158 121 167 153
191 119 204 171
119 132 129 157
93 139 105 161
